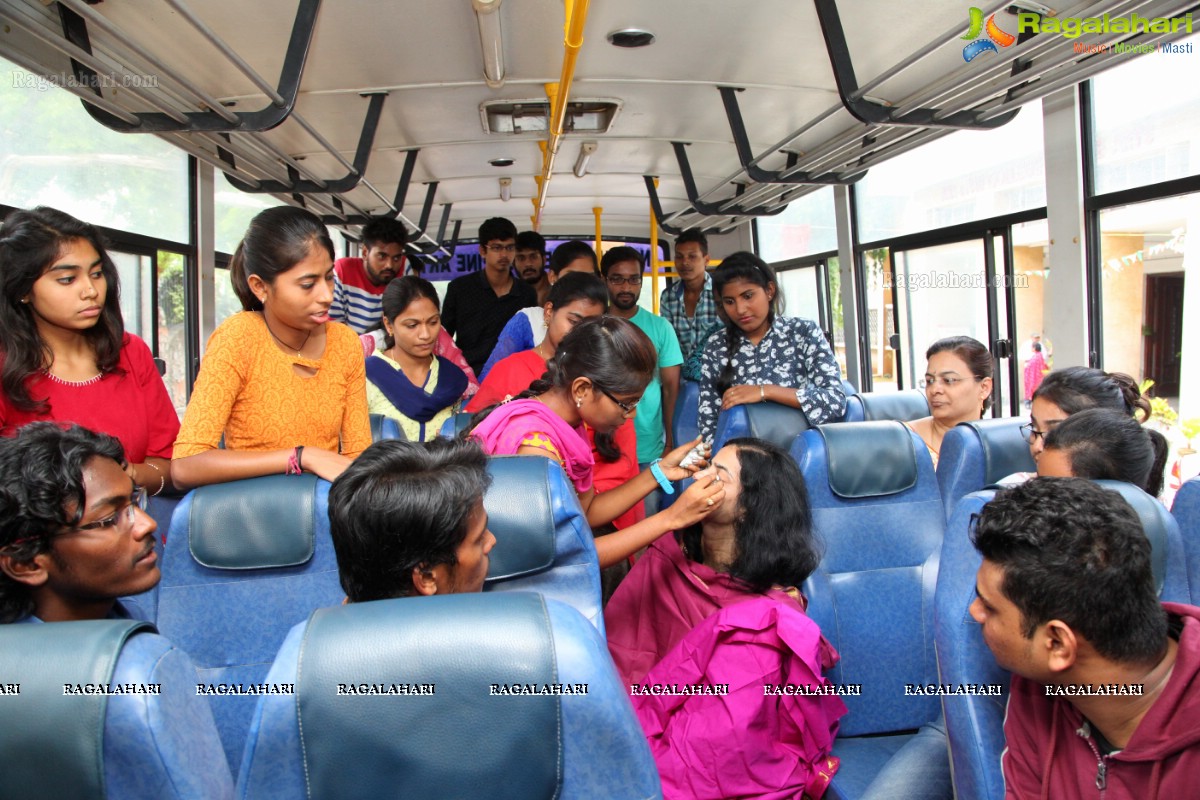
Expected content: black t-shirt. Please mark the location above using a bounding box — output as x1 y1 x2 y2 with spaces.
442 269 537 376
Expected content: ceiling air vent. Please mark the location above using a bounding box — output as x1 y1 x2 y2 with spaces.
480 99 621 135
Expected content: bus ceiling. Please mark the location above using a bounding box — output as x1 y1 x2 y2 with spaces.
1 0 1195 244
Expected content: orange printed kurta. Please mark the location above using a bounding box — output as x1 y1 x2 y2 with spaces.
174 312 370 459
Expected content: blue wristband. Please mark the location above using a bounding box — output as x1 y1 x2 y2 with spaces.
650 459 676 495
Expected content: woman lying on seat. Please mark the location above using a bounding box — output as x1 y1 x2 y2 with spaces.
172 207 370 489
1036 407 1169 496
605 438 846 799
469 316 723 570
366 276 467 442
905 335 993 468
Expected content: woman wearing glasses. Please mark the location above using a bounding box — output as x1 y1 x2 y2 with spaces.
906 336 994 468
469 317 724 570
999 366 1153 486
697 253 846 442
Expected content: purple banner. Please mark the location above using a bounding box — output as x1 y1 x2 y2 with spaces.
419 240 660 281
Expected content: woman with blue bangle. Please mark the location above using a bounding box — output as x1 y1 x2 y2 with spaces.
469 317 725 570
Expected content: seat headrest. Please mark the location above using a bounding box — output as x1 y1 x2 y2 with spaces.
1093 480 1169 595
744 402 811 448
819 421 918 498
188 474 319 570
295 593 561 799
483 456 556 581
859 390 930 422
962 418 1035 484
369 413 405 442
0 619 154 800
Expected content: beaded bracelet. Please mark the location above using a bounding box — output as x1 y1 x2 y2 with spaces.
142 461 166 497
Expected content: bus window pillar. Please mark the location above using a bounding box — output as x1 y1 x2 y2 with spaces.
1041 87 1088 370
834 184 862 389
193 161 217 365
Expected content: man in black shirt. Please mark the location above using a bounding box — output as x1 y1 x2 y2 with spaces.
442 217 538 376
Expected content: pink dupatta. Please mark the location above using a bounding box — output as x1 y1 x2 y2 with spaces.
469 398 595 494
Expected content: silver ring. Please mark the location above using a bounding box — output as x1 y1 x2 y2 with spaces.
705 497 714 507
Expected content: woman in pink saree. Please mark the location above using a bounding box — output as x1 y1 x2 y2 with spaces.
606 438 846 799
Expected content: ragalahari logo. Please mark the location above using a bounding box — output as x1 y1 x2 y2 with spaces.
962 7 1016 61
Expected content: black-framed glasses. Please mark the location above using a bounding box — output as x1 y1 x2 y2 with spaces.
71 486 149 534
1019 422 1062 444
596 385 640 414
485 243 516 254
606 274 643 286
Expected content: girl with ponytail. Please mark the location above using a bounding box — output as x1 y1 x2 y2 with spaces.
469 316 725 569
1039 407 1170 496
172 206 370 489
697 252 846 440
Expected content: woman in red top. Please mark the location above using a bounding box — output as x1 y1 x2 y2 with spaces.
0 207 178 496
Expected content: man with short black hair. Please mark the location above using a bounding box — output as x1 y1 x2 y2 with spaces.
660 229 718 363
0 422 160 623
970 478 1200 798
601 246 683 465
442 217 538 377
515 230 550 305
330 216 410 334
328 437 496 599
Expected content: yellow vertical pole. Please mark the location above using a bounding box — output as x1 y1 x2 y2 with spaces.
593 207 602 257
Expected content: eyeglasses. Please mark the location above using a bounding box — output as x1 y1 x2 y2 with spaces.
1019 422 1062 444
918 375 973 389
485 244 516 254
596 385 640 414
606 274 643 286
71 486 148 535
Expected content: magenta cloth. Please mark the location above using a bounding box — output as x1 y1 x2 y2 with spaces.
1023 351 1047 401
469 398 595 494
632 596 846 799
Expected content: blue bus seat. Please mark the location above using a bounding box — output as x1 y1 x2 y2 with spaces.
483 456 603 633
236 593 660 800
936 479 1189 800
118 495 179 623
713 401 811 451
440 411 474 438
789 422 944 798
1172 476 1200 603
672 379 700 447
0 619 233 800
841 389 929 423
936 418 1034 520
368 413 405 441
154 474 342 773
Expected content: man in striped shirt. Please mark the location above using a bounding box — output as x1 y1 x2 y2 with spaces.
330 217 409 333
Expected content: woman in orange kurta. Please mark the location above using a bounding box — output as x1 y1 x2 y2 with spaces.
172 207 370 489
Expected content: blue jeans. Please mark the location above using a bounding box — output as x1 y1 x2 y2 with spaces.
858 716 954 800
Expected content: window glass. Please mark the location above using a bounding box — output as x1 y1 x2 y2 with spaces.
1091 34 1200 196
1 57 188 243
157 251 188 413
854 100 1046 243
111 251 154 344
214 266 243 326
757 187 837 262
777 266 820 324
214 182 281 255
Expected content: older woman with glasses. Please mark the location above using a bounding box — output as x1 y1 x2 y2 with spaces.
905 336 994 468
468 316 723 570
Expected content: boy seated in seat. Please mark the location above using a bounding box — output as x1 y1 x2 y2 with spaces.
0 422 160 623
328 437 496 599
970 478 1200 799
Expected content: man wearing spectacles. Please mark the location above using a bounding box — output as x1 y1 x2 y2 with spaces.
442 217 538 377
0 422 159 623
602 247 683 487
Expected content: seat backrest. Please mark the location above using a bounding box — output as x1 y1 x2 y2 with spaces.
936 418 1034 520
1172 476 1200 603
790 421 944 736
482 456 603 633
440 411 474 438
155 474 343 773
713 401 811 450
841 389 929 423
0 620 233 800
236 593 660 800
672 379 701 447
118 495 179 622
935 479 1189 800
368 413 406 441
